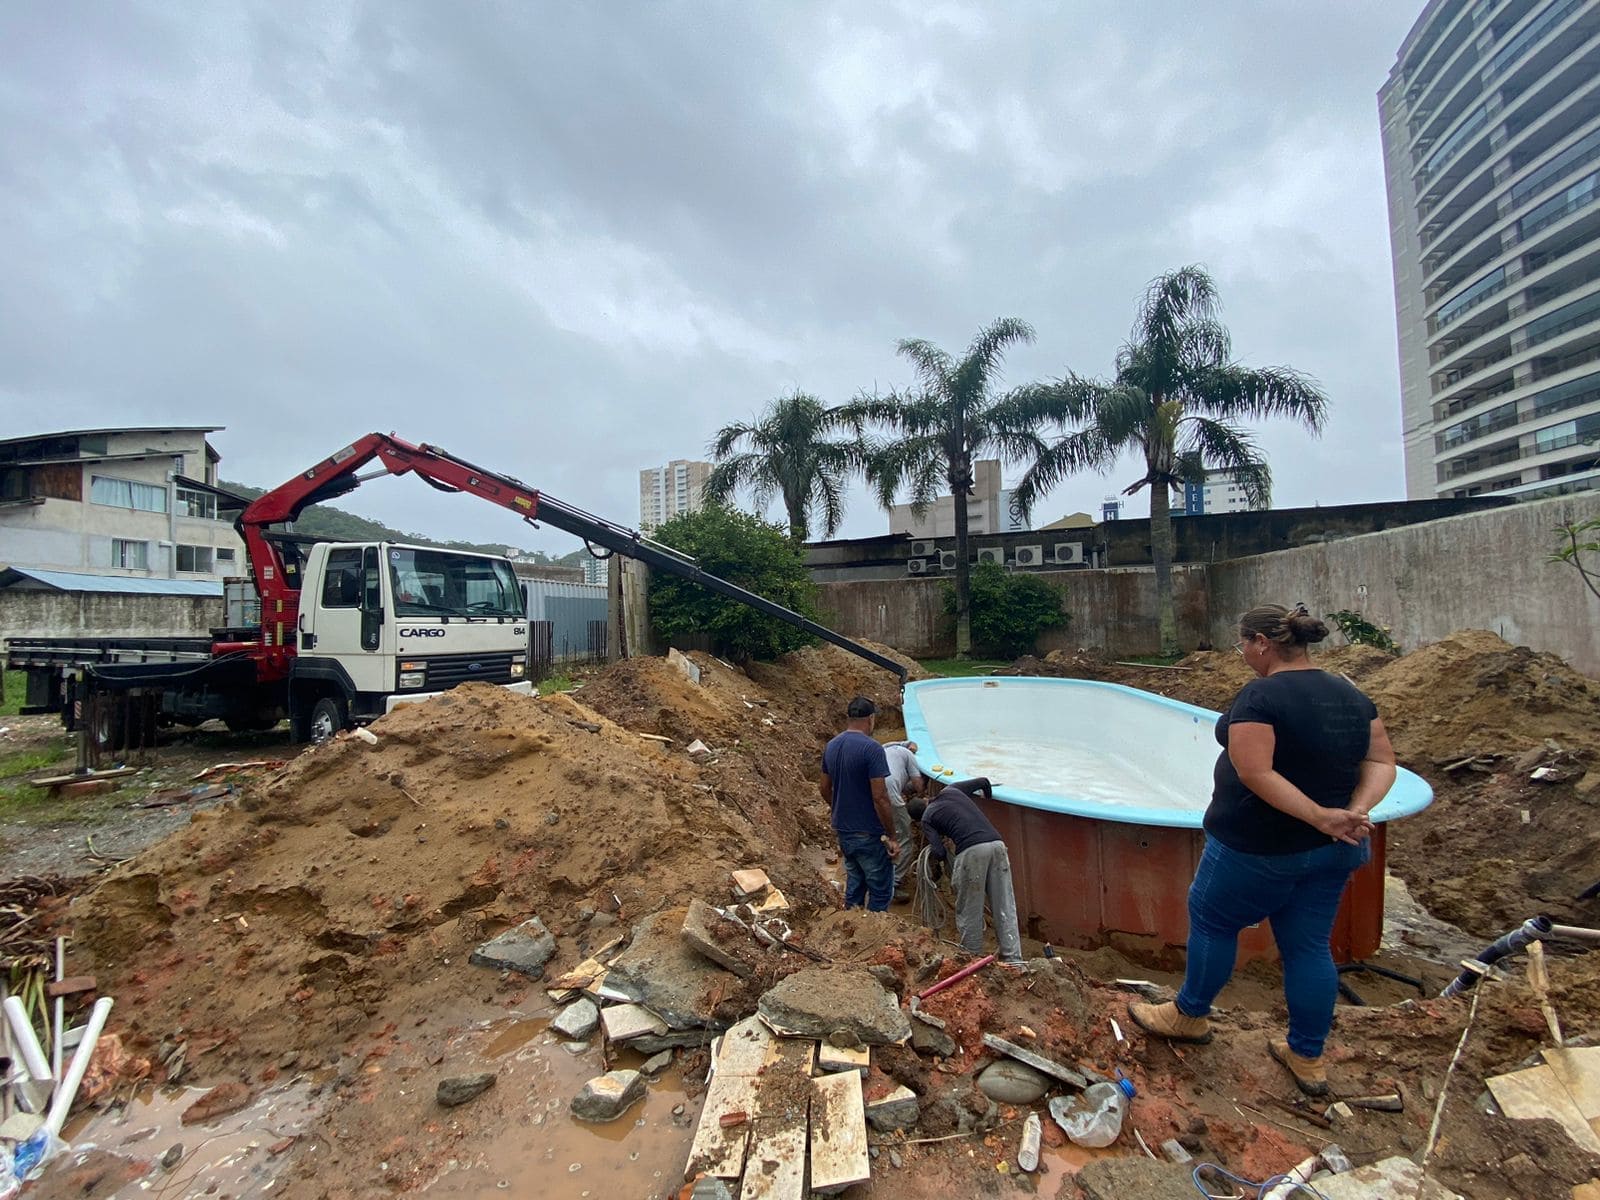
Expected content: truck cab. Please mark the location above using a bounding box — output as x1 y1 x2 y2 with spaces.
292 541 532 741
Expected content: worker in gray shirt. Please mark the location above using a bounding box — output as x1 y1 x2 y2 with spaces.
908 783 1024 965
883 740 924 895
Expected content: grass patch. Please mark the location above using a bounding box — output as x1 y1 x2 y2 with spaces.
1 671 24 718
917 658 1011 678
0 741 74 821
537 673 577 695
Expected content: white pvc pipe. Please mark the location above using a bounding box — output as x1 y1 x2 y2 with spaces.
1549 923 1600 944
44 996 111 1137
2 997 53 1083
51 938 64 1082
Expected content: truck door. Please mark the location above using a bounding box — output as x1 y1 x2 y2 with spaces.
306 545 389 693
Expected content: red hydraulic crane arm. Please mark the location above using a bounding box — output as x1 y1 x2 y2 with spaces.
236 432 908 683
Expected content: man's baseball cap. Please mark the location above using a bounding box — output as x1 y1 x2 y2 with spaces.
846 696 877 718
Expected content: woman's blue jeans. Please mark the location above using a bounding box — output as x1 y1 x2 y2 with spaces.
1176 836 1370 1059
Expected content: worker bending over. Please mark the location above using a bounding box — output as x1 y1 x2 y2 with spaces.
908 783 1024 965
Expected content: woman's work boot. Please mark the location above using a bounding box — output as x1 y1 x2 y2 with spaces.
1268 1038 1329 1097
1127 1000 1212 1044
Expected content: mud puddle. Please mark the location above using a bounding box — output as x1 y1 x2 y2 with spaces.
419 1011 696 1198
61 1077 321 1198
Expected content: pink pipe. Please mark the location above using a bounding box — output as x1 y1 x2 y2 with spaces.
916 954 996 1001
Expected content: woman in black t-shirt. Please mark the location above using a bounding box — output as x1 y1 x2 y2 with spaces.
1128 604 1398 1096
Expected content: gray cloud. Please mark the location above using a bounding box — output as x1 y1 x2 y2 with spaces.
0 1 1419 550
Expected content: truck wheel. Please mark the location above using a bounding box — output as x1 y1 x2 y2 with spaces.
308 696 346 745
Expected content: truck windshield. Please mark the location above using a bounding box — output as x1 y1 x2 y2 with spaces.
387 548 523 618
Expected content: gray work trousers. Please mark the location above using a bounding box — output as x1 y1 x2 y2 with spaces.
890 800 914 887
950 841 1024 964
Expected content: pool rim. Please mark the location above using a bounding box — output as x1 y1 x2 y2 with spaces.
902 675 1434 830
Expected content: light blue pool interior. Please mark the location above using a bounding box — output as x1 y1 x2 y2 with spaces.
902 676 1433 830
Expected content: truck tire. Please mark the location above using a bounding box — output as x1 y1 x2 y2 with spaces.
308 696 346 745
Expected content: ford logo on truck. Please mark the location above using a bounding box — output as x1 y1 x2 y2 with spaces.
399 628 446 637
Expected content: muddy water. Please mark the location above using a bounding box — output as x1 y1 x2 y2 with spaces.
63 1077 321 1198
421 1015 696 1198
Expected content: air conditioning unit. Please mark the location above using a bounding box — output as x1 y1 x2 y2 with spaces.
1051 542 1085 565
909 540 938 557
938 550 958 571
907 559 928 575
1013 545 1044 567
976 547 1005 566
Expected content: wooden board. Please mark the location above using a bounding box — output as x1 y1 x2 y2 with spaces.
740 1117 808 1200
686 1017 777 1180
1544 1047 1600 1135
809 1071 869 1193
1487 1065 1600 1156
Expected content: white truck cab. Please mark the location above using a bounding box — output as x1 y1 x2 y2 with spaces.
292 541 533 740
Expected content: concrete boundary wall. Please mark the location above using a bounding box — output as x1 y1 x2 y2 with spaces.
1206 493 1600 675
1 592 224 643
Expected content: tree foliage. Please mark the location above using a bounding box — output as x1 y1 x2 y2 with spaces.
941 561 1066 660
1012 266 1327 656
647 505 821 662
703 391 869 541
1550 517 1600 602
856 318 1081 657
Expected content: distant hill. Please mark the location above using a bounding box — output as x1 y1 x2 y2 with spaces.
220 480 553 561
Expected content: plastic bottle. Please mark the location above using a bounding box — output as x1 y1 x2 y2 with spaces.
1049 1077 1136 1148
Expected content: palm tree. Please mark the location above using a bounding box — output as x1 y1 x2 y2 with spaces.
857 318 1078 657
1012 266 1328 657
703 390 869 542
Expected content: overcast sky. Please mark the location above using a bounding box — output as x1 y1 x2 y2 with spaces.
1 1 1423 554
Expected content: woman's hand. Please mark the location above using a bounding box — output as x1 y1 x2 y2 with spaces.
1313 807 1373 845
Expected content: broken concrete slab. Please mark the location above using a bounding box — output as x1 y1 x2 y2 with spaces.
629 1029 717 1054
436 1073 496 1107
910 1019 958 1059
758 967 910 1046
639 1050 673 1077
689 1179 734 1200
571 1070 646 1123
667 647 702 684
601 1003 670 1043
468 917 556 978
605 908 733 1031
864 1085 920 1133
731 868 771 898
981 1033 1088 1090
1076 1158 1204 1200
550 997 599 1041
1315 1157 1464 1199
681 899 756 978
817 1043 871 1075
976 1059 1051 1104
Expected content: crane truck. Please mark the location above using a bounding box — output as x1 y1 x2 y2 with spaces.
5 433 906 747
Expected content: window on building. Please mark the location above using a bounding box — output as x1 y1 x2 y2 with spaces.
111 538 150 570
91 475 167 513
176 544 214 573
217 547 236 564
176 486 217 520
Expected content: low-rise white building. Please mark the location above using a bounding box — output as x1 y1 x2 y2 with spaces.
0 427 246 580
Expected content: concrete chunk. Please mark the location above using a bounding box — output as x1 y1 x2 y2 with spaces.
1315 1157 1464 1199
436 1073 496 1107
864 1085 919 1133
758 967 910 1046
606 908 732 1030
551 998 600 1041
571 1070 646 1123
469 918 556 977
681 899 756 978
602 1003 669 1043
817 1043 871 1075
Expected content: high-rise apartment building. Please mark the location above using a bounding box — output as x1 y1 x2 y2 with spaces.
1181 468 1271 515
638 459 711 532
1380 0 1600 502
886 460 1027 538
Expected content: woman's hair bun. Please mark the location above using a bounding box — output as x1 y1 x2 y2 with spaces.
1286 610 1329 645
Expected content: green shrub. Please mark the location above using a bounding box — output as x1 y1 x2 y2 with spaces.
648 505 821 662
942 561 1066 659
1325 609 1399 655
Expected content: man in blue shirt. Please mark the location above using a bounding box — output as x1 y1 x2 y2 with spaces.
819 696 900 911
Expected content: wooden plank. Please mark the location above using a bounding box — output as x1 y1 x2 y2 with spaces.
981 1033 1088 1089
685 1018 777 1181
809 1071 869 1193
1544 1047 1600 1134
1488 1065 1600 1155
740 1116 808 1200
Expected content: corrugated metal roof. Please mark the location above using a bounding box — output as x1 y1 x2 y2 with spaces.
0 567 224 597
0 426 222 449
